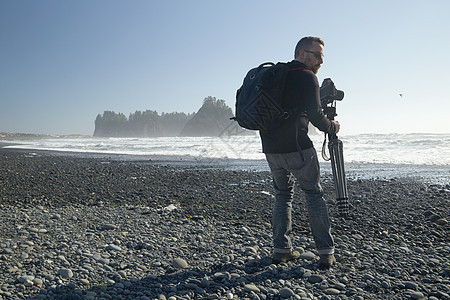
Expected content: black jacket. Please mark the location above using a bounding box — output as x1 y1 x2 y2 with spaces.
260 60 337 153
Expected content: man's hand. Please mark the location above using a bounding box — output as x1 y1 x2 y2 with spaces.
331 120 340 133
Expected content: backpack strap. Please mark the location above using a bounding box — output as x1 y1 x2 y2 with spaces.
289 67 311 72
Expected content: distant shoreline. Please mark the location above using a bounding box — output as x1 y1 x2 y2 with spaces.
0 132 91 140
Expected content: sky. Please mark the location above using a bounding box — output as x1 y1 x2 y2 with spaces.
1 0 449 136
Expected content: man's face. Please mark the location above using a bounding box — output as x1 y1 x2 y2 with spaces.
301 41 324 74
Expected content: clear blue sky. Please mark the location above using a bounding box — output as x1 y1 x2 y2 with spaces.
1 0 449 135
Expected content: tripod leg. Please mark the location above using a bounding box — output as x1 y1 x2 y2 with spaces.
329 138 349 217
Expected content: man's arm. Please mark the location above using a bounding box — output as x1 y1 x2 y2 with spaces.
304 73 339 134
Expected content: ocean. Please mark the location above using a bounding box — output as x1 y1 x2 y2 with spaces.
2 133 449 185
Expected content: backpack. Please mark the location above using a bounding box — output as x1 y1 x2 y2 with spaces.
233 62 308 131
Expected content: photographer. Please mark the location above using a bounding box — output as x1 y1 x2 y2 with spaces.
260 36 340 268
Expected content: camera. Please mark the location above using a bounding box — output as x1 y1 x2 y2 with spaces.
320 78 344 106
320 78 344 120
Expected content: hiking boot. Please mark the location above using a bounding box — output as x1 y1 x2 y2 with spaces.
272 251 300 264
318 254 336 269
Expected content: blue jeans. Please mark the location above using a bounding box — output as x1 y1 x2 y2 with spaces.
265 148 334 255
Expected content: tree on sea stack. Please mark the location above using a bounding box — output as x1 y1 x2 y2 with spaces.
179 96 234 136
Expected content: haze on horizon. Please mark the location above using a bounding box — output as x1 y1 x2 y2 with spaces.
1 0 449 136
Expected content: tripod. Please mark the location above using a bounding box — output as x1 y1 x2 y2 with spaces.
322 106 350 217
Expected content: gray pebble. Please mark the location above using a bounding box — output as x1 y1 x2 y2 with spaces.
18 275 35 283
436 218 448 225
410 291 425 299
57 268 73 279
101 224 117 230
299 251 316 260
279 287 295 298
172 258 188 269
107 244 122 251
403 281 418 290
308 274 324 283
244 284 260 293
324 288 340 295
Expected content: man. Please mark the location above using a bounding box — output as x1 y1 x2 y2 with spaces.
260 36 340 268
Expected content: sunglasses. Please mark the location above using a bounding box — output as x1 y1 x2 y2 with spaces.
304 50 324 60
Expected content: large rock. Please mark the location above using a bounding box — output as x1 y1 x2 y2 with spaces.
179 97 235 137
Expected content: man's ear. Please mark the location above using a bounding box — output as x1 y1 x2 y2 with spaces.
296 50 305 62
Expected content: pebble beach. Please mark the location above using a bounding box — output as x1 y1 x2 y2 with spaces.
0 147 449 300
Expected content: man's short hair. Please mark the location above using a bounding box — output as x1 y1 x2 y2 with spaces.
294 36 325 59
